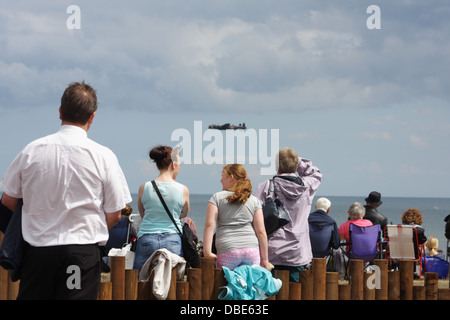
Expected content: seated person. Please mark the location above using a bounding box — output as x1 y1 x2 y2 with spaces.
308 198 340 257
401 208 427 259
338 202 373 252
425 236 445 260
423 236 448 279
105 204 137 253
401 208 427 245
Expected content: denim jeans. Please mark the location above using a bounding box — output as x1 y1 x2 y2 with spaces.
133 233 182 273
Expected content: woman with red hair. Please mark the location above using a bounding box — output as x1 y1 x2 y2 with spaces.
401 208 427 245
203 164 270 271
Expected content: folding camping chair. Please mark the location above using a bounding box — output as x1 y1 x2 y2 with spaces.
347 223 381 261
340 224 381 279
384 224 425 279
422 255 449 279
309 222 334 259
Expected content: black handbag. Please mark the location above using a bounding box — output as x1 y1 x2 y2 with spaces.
151 180 199 268
262 178 291 236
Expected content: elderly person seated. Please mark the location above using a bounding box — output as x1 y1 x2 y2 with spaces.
338 202 373 252
308 198 340 257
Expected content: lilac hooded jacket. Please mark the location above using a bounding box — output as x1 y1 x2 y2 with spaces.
254 158 322 267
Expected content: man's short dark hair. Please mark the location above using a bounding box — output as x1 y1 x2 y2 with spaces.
60 81 97 125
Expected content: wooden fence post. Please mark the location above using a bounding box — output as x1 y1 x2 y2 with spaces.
349 259 364 300
374 259 388 300
312 258 326 300
289 282 301 300
338 283 351 300
98 282 112 300
0 266 8 300
187 268 202 300
110 256 125 300
399 260 414 300
137 280 154 300
273 270 289 300
166 268 177 300
425 272 438 300
201 257 215 300
125 269 138 300
176 281 189 300
388 270 400 300
326 272 339 300
363 271 375 300
298 270 313 300
413 285 425 300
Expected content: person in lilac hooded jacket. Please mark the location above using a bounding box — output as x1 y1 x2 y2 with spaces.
254 148 322 282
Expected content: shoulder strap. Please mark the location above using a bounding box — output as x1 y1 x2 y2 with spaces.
265 179 279 199
151 180 182 236
271 177 280 199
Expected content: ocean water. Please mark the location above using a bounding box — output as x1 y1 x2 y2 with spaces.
129 194 450 256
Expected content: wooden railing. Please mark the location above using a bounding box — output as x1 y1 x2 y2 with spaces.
0 253 448 300
96 256 450 301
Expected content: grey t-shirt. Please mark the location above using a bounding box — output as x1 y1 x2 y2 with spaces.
209 191 262 254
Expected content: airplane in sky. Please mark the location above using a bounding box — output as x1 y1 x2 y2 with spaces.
208 123 246 130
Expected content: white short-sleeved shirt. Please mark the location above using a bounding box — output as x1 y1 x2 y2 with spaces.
0 125 132 246
209 191 262 254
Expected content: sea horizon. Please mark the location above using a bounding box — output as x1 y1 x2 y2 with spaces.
128 193 450 255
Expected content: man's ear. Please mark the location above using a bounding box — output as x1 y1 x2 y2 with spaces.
88 112 96 124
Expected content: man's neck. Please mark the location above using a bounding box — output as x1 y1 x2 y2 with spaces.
61 121 90 132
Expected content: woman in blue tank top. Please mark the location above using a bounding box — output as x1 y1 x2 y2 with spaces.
133 145 190 274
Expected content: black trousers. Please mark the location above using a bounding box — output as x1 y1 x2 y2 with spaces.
17 243 102 300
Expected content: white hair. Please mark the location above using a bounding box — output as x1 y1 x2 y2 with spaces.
347 202 366 219
315 197 331 212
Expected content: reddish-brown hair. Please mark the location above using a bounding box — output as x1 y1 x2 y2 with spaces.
223 164 252 205
401 208 423 225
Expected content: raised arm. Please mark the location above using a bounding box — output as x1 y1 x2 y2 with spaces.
297 157 322 191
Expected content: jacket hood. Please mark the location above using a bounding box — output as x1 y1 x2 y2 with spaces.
273 174 306 200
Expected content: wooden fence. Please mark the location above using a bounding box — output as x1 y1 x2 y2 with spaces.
97 257 450 301
1 256 449 300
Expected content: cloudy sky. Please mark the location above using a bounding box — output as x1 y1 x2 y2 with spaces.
1 1 449 198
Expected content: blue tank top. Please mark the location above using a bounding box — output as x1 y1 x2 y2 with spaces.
138 181 184 237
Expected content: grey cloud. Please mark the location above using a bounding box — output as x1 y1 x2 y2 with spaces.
0 1 449 113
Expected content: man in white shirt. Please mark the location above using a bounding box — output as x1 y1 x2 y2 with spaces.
0 81 132 299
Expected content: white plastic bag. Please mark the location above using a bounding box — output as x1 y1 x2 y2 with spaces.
108 243 135 270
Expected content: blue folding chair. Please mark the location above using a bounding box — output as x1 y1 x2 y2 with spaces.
309 223 334 258
422 256 449 279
